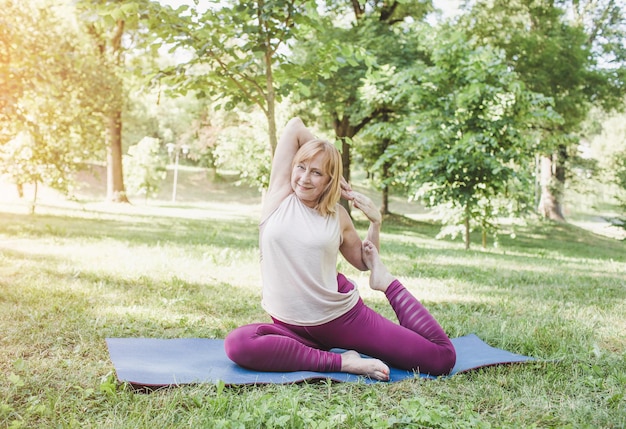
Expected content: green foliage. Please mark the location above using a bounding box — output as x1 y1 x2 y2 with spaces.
288 1 430 129
4 0 625 223
288 18 375 125
148 0 319 153
461 0 626 218
212 110 272 190
583 108 626 210
613 149 626 208
123 137 167 200
378 26 560 248
0 0 108 208
464 0 625 130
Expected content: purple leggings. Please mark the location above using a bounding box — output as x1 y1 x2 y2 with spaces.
224 274 456 376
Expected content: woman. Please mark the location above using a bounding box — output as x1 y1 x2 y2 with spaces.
224 118 455 380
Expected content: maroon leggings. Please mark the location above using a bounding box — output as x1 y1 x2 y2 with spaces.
224 274 456 376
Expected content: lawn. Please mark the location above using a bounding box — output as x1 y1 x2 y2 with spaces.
1 174 625 428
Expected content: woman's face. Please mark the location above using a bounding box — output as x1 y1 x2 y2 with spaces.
291 152 331 208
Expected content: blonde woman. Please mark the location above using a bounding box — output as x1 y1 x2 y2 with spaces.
225 118 455 379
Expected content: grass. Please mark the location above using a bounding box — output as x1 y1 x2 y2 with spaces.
1 175 625 428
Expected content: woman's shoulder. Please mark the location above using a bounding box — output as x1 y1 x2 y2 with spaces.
336 203 349 219
260 191 294 224
336 203 351 226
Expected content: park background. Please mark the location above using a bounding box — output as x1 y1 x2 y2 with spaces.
1 0 625 427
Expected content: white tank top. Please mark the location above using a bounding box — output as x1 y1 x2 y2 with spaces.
260 193 359 325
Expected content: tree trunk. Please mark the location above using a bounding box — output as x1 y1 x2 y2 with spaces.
106 110 129 203
340 136 351 214
333 116 356 214
266 101 277 155
537 152 565 221
381 159 390 215
332 114 375 215
380 138 392 215
381 184 389 215
105 19 129 203
264 30 278 155
30 181 38 215
464 207 470 250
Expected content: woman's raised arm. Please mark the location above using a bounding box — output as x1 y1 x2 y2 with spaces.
262 118 316 218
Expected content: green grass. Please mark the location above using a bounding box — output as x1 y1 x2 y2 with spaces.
1 183 625 428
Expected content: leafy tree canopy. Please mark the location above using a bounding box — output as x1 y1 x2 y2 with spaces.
0 0 110 204
376 25 561 248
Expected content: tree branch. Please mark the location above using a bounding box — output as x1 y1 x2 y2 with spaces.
587 0 616 45
205 48 268 114
351 0 364 20
380 1 398 23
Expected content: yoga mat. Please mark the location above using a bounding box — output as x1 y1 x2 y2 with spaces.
105 334 536 388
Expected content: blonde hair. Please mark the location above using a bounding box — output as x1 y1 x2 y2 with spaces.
293 139 343 217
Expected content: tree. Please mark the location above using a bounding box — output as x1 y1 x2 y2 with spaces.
585 108 626 209
78 0 173 203
357 63 419 215
78 1 143 203
124 137 167 202
463 0 626 221
379 26 560 249
613 149 626 208
0 0 108 211
290 0 433 212
151 0 315 158
100 16 129 204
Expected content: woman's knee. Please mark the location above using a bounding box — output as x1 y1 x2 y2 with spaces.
430 344 457 376
398 342 456 376
224 325 259 367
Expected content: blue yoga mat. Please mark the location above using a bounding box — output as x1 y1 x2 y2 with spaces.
105 334 536 387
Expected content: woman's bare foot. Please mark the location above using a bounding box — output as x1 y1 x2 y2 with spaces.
341 350 390 381
362 240 395 292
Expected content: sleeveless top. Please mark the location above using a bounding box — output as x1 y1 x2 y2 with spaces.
260 193 359 325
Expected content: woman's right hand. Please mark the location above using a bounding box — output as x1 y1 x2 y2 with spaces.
351 191 381 225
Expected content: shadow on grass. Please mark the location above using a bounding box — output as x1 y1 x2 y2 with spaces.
1 246 261 341
0 211 258 250
377 214 625 261
2 236 617 370
496 220 625 260
3 210 623 353
0 244 586 363
369 215 626 317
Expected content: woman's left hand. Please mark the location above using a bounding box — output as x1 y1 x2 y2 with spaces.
340 177 354 201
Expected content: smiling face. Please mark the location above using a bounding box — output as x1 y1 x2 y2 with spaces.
290 139 342 216
291 152 331 208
